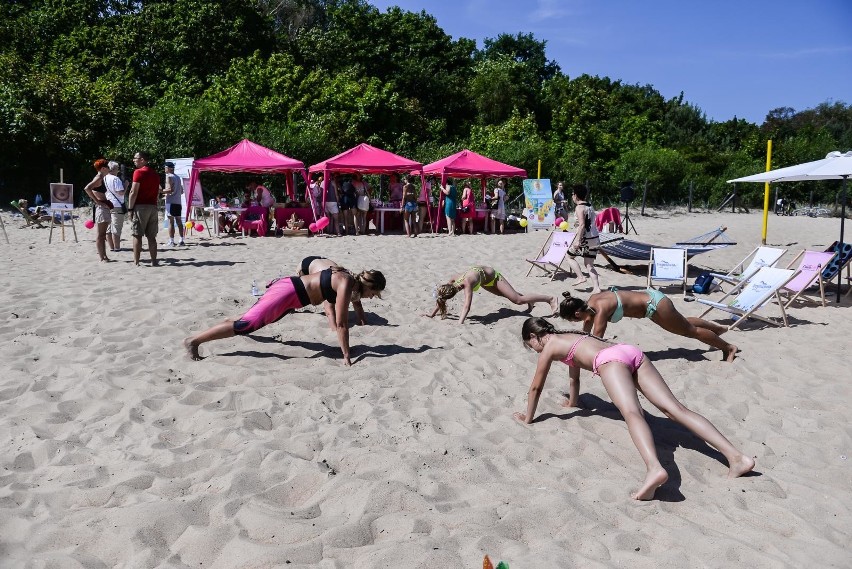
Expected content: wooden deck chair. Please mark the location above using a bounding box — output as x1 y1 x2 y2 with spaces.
525 231 576 280
10 200 48 228
778 250 836 307
647 248 688 294
709 246 786 286
821 241 852 297
698 267 799 330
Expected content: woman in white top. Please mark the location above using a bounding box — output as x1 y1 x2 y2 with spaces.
564 184 602 293
103 161 126 251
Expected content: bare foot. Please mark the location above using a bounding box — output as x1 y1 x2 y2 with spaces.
723 344 738 362
549 296 559 315
571 276 588 287
727 454 755 478
184 338 202 361
631 467 668 500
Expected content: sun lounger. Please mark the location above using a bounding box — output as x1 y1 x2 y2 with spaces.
526 231 576 280
599 226 735 273
821 241 852 296
779 250 837 307
697 266 799 330
709 245 787 287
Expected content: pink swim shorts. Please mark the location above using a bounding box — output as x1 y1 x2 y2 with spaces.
234 277 310 334
592 343 645 375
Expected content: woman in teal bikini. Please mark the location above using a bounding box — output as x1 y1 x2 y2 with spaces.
559 289 738 362
426 265 558 324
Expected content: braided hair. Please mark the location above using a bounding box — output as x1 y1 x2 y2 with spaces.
521 317 582 346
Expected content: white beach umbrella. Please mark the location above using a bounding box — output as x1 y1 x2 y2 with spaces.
728 151 851 302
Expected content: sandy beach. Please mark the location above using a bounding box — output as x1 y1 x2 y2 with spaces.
1 208 850 568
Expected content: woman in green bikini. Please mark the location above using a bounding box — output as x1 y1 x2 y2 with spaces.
559 289 738 362
426 265 558 324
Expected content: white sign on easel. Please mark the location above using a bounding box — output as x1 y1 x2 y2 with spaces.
48 170 78 243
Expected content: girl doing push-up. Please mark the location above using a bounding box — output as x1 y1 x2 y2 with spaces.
514 317 754 500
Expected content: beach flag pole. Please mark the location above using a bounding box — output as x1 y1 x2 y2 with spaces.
761 140 772 245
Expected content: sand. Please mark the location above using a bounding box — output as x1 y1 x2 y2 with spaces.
0 209 850 568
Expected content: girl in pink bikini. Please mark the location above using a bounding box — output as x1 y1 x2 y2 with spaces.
514 317 754 500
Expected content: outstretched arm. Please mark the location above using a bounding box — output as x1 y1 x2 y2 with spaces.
564 365 582 407
353 300 366 326
591 311 609 338
334 280 353 366
457 286 474 325
514 354 553 424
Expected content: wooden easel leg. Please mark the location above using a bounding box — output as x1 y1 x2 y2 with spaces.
70 211 78 242
49 213 55 244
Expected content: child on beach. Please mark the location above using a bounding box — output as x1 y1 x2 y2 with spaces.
425 265 558 324
185 268 386 365
559 290 738 362
514 317 754 500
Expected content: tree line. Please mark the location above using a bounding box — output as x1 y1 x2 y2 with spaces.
1 0 850 208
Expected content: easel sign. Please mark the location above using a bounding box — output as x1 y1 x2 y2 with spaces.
48 171 78 243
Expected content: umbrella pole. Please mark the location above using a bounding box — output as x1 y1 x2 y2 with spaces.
837 176 848 303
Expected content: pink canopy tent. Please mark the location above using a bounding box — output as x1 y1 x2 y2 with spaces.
421 149 527 232
186 139 312 220
309 143 429 231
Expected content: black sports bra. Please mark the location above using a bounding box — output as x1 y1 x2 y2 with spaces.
319 268 337 303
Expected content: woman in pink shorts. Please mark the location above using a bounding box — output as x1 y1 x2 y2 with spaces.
184 268 385 366
514 317 754 501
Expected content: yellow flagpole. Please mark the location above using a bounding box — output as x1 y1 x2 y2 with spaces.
761 140 772 245
537 160 541 180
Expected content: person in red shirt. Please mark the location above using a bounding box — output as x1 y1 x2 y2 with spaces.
126 151 162 266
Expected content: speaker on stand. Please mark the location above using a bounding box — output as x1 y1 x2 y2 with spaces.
620 182 638 235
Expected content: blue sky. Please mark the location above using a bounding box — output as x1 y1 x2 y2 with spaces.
369 0 852 124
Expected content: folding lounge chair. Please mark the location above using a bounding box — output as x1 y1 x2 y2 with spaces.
709 246 786 287
526 231 576 280
821 241 852 296
778 250 837 307
697 266 799 330
10 200 47 228
647 248 688 294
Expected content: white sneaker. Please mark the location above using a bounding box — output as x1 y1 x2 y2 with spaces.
178 240 185 246
166 239 175 246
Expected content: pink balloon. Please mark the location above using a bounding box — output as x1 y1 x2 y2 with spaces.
554 217 564 226
84 219 95 229
194 223 204 232
309 223 318 233
316 216 330 230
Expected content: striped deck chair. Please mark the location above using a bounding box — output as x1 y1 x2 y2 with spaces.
526 231 576 280
599 226 735 273
698 267 799 330
779 250 837 307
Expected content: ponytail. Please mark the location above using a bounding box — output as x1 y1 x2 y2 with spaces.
559 290 592 321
